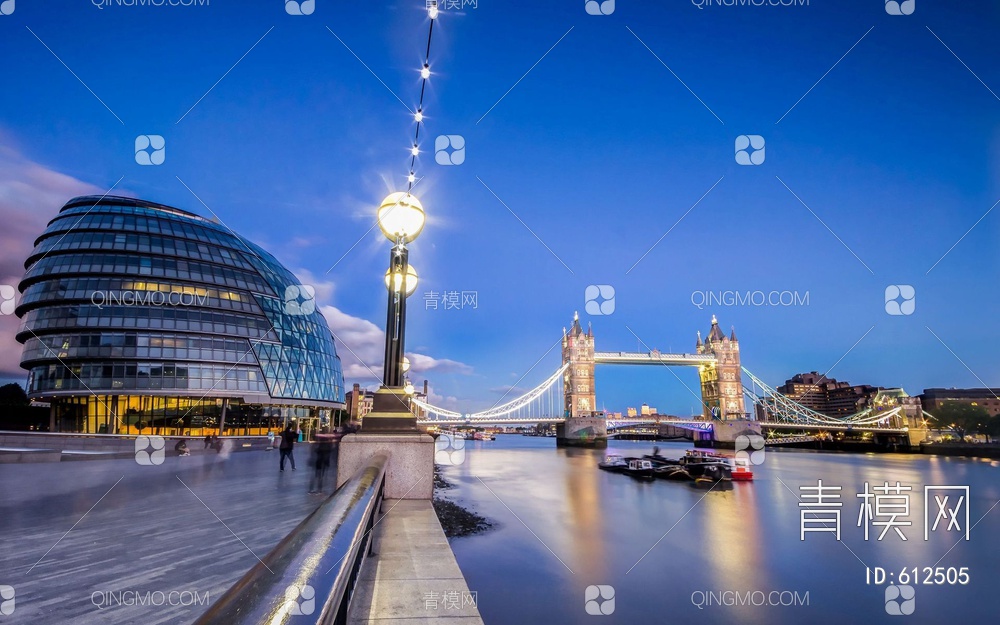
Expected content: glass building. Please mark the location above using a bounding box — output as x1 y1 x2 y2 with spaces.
15 196 345 437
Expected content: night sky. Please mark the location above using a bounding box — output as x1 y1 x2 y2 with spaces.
0 0 997 415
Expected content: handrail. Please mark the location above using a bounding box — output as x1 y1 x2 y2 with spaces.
192 452 389 624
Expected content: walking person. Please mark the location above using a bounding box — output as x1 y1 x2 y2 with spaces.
308 431 334 494
279 423 297 471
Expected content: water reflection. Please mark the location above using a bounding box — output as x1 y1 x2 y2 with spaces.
560 447 607 578
443 436 999 625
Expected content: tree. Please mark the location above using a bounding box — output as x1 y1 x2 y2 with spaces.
0 383 29 406
932 402 992 442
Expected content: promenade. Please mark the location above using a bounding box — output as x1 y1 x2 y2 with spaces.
0 447 331 624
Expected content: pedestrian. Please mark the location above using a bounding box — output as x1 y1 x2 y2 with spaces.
308 431 334 494
175 438 190 456
204 434 212 449
279 423 297 471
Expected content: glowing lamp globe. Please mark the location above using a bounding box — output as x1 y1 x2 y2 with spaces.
378 192 425 243
384 263 419 296
402 357 411 373
404 381 415 396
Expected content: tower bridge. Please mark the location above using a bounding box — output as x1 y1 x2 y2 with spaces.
414 313 924 449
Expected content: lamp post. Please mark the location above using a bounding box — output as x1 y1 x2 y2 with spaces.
363 192 425 432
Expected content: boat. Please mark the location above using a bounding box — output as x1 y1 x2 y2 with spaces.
623 458 656 481
598 454 628 473
678 449 733 482
731 456 754 481
654 464 692 481
643 446 681 468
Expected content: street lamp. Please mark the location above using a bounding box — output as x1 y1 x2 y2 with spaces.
378 192 423 390
378 192 425 242
363 192 425 432
384 264 419 296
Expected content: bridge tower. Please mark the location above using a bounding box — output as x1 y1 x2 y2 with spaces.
562 312 596 417
558 312 606 447
696 315 746 420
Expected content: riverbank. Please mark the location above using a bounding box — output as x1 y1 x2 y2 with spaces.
920 441 1000 459
432 467 494 538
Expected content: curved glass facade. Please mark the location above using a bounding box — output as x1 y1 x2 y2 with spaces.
16 196 345 435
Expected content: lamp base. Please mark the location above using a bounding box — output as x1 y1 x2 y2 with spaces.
360 387 420 433
336 432 434 499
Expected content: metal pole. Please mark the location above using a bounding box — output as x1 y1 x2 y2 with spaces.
381 243 410 388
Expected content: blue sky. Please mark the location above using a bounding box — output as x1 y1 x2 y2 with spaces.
0 0 997 415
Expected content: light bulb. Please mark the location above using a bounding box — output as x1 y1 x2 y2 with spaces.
428 6 439 19
421 64 430 79
414 110 423 122
411 145 419 156
407 172 416 183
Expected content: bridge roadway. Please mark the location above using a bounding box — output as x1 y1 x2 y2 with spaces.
420 416 907 434
592 351 715 366
0 448 338 624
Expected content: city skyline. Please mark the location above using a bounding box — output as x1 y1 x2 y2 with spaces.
1 0 997 415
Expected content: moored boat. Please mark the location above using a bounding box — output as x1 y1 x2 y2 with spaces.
598 454 628 473
654 464 692 481
731 456 754 481
679 449 733 482
623 458 656 480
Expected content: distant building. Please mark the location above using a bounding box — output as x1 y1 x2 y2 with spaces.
345 383 375 421
411 379 429 418
919 388 1000 417
776 372 881 418
626 407 637 417
640 403 651 416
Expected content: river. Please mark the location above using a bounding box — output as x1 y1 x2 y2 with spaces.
438 435 999 624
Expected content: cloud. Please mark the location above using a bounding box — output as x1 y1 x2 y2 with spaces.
0 145 105 376
318 302 474 389
291 268 336 311
406 352 474 376
319 304 385 383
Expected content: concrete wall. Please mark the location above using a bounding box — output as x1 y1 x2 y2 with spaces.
556 416 608 448
705 419 761 449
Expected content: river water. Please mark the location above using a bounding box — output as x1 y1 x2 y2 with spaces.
439 435 999 624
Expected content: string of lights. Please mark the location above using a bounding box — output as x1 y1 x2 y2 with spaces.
406 2 439 191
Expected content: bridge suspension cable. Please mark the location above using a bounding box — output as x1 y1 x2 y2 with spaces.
411 398 462 420
415 364 567 424
470 364 567 420
742 367 904 427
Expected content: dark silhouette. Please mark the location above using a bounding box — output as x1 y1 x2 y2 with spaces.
279 424 297 471
203 434 212 449
174 439 190 456
308 433 335 494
